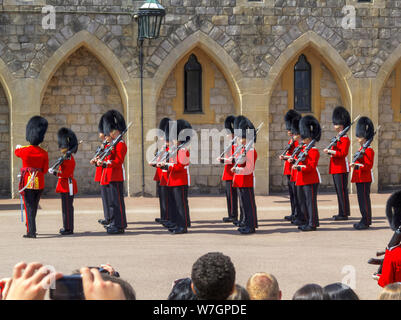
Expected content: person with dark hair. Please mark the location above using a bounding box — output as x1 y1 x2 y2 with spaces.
351 116 375 230
218 115 240 224
168 278 198 300
15 116 49 238
292 115 321 232
292 284 325 300
91 115 111 227
231 116 258 234
323 283 359 300
191 252 236 300
324 106 351 221
97 110 127 235
227 284 250 300
51 127 79 235
281 110 301 222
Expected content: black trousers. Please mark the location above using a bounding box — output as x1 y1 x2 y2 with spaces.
287 175 298 218
332 173 350 217
295 185 307 223
298 183 319 228
356 182 372 226
107 182 127 229
61 193 74 231
170 185 190 229
238 187 258 229
157 183 175 221
100 185 111 222
225 180 238 220
22 189 43 235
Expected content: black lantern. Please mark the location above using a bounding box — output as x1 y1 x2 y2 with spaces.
137 0 166 41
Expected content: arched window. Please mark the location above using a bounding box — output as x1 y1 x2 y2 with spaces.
184 54 202 113
294 54 312 112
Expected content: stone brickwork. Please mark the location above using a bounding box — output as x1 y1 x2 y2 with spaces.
0 85 10 197
378 71 401 190
269 62 343 193
156 60 235 194
40 46 124 195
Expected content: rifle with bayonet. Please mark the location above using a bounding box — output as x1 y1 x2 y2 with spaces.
48 140 83 175
98 122 133 162
351 126 380 169
325 115 360 152
292 139 316 169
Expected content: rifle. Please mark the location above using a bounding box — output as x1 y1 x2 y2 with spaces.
99 122 133 162
150 144 167 167
351 126 380 169
280 138 295 158
48 140 83 175
232 123 264 171
325 115 360 152
292 139 316 168
219 135 237 160
287 142 304 163
91 139 108 163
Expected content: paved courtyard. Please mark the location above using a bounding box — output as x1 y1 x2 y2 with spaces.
0 192 394 300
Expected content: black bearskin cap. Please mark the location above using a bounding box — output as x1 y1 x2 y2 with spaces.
26 116 48 146
102 110 126 136
332 106 351 128
57 127 78 154
356 117 374 140
176 119 193 143
284 110 301 131
299 115 321 142
238 117 257 143
224 115 236 134
98 114 105 134
386 190 401 231
291 116 301 135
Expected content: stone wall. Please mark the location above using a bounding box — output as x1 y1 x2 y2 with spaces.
0 84 10 197
378 71 401 190
156 59 235 194
40 46 124 195
269 62 343 193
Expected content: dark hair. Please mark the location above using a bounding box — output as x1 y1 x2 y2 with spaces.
292 284 324 300
227 284 250 300
323 283 359 300
191 252 236 300
100 273 136 300
168 278 198 300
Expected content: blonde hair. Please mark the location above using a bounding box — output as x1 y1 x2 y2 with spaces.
379 283 401 300
246 272 280 300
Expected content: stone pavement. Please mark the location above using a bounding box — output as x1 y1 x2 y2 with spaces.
0 192 394 300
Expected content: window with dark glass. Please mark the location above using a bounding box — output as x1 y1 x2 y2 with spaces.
294 54 312 112
184 54 202 113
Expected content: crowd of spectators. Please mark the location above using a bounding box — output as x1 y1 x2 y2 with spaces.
0 252 399 300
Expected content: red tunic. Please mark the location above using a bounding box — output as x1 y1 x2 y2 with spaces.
15 145 49 190
351 147 374 183
56 156 77 194
329 136 350 174
295 147 321 186
222 144 236 181
94 143 108 183
283 139 298 176
232 148 257 188
378 246 401 288
100 141 127 185
167 148 190 187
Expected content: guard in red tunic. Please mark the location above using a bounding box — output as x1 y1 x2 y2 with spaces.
91 115 110 226
292 115 321 232
53 128 78 235
163 119 192 234
324 106 351 221
351 116 375 230
218 115 239 224
377 190 401 287
231 117 258 235
15 116 49 238
97 110 127 235
281 110 301 222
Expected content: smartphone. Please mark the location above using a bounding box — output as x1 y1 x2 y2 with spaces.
49 275 84 300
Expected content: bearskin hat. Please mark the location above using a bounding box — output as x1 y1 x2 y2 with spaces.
356 116 374 140
102 110 126 136
284 110 301 131
386 190 401 231
98 114 105 134
291 116 301 135
158 117 171 140
176 119 193 143
332 106 351 128
224 115 236 134
238 117 257 143
57 127 78 154
26 116 48 146
299 115 321 142
233 115 248 137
